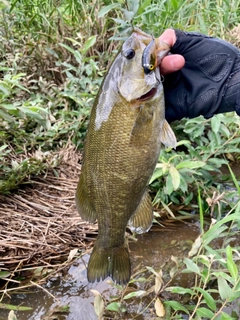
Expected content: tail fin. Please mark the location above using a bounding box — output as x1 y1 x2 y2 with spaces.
87 244 131 284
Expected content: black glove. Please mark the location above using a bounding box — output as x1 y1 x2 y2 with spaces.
164 29 240 123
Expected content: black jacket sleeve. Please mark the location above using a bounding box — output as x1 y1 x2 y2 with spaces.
164 29 240 123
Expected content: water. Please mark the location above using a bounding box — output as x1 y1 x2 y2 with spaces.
0 223 200 320
1 163 239 320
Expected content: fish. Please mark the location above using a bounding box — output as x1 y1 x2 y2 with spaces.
75 28 177 284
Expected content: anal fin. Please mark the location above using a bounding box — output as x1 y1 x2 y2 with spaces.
128 191 153 234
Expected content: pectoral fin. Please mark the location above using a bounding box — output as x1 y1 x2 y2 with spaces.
75 174 97 223
128 191 153 234
160 120 177 149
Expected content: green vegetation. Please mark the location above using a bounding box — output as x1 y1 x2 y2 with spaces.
1 0 240 319
1 0 240 193
92 202 240 319
151 113 240 217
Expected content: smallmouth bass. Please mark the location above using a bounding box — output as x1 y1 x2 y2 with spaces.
76 29 177 284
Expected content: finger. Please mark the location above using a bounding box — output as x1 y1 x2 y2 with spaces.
161 55 185 75
156 29 185 74
158 28 177 47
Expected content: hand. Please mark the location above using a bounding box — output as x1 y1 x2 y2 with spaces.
157 29 240 123
158 29 185 75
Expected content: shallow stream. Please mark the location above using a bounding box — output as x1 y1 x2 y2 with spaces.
1 163 240 320
1 223 200 320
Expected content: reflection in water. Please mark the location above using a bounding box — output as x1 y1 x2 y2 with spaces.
1 223 200 320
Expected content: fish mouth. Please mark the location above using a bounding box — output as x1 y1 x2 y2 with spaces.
137 87 157 102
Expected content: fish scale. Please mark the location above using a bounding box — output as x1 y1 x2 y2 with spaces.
75 28 177 284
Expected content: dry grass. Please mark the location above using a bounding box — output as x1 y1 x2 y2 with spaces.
0 145 98 293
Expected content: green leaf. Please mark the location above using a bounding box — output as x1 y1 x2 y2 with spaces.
138 0 151 14
60 43 81 59
0 303 32 311
228 291 240 302
149 168 164 184
219 124 230 138
176 140 191 147
203 212 240 246
0 271 11 278
227 137 240 144
0 144 9 153
227 164 240 195
18 107 44 120
184 123 204 138
98 3 121 18
106 302 121 312
123 290 146 300
179 175 188 193
198 186 204 233
183 257 200 275
203 225 228 246
111 17 127 25
122 9 135 21
164 300 189 314
169 166 180 190
82 35 97 54
127 0 140 14
195 287 216 311
14 82 30 93
0 109 15 122
226 245 238 282
176 160 205 170
197 255 211 267
166 173 174 194
165 286 194 295
208 158 227 166
0 83 10 95
218 276 233 300
212 272 234 284
217 311 236 320
211 116 221 134
146 266 160 277
196 307 214 319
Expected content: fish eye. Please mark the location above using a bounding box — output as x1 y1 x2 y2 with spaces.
124 49 135 60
